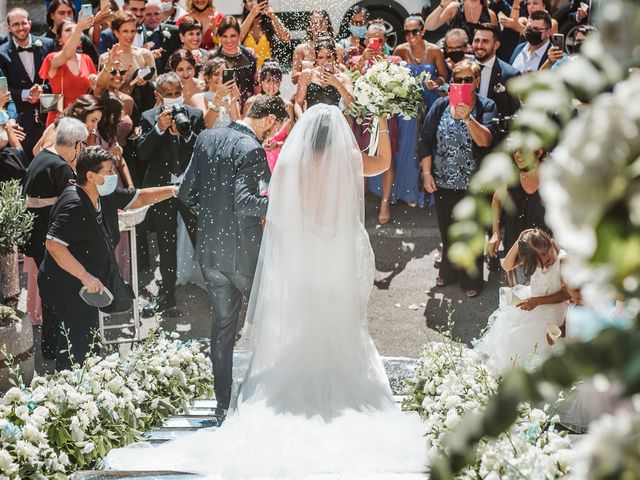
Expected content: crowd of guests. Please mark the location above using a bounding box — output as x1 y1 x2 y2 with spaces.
0 0 596 368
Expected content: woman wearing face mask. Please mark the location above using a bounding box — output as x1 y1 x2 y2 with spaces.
40 15 98 127
211 16 258 109
338 6 369 62
291 10 346 85
38 146 180 370
169 49 205 105
240 0 291 69
178 0 224 50
160 0 187 24
190 58 241 129
22 117 87 360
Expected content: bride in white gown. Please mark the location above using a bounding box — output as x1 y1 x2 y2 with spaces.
107 104 427 478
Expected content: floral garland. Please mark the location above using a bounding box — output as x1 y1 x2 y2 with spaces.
402 336 574 478
0 330 212 478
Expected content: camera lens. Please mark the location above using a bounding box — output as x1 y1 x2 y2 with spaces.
171 105 192 136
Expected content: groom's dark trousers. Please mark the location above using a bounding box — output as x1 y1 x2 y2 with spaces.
201 267 253 410
177 122 270 411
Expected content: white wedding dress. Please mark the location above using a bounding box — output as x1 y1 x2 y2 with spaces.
474 251 569 375
107 105 427 478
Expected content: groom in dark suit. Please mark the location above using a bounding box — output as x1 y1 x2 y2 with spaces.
179 95 289 423
0 8 55 160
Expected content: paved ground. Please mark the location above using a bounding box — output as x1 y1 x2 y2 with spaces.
24 193 504 375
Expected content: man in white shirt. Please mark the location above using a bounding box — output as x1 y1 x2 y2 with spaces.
0 8 54 159
510 10 553 73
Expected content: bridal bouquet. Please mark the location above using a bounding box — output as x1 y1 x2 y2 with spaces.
348 60 429 123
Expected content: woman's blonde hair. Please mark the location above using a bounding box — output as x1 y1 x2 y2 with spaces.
452 58 481 78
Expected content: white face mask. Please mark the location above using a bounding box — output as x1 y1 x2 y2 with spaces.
161 1 174 11
163 95 184 107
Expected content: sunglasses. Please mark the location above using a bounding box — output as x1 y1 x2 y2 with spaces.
403 28 421 37
110 68 128 76
451 75 476 84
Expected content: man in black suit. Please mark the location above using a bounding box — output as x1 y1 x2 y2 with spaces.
0 8 55 160
138 72 205 317
178 95 289 423
99 0 147 54
473 24 520 133
141 0 181 73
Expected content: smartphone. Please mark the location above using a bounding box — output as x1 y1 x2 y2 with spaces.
449 83 474 107
222 68 235 84
0 77 7 93
322 63 334 74
367 38 382 52
80 3 93 18
552 33 565 50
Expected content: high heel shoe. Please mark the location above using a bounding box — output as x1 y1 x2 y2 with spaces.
378 199 391 225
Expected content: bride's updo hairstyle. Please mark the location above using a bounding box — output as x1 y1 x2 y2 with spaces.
517 228 553 277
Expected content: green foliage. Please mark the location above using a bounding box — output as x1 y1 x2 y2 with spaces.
0 180 34 255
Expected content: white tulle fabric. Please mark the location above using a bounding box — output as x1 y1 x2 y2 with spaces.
107 104 427 478
474 251 569 375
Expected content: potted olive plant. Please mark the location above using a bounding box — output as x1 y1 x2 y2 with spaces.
0 304 34 391
0 179 33 305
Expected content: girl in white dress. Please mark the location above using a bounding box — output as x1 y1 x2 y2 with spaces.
475 228 571 375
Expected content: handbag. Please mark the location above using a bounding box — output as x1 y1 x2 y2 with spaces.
96 211 135 314
39 74 64 114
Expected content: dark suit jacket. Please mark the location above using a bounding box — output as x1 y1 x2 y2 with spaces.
0 36 7 46
510 41 552 71
178 122 269 276
99 29 118 55
0 35 54 136
485 57 520 118
138 104 205 187
142 23 181 73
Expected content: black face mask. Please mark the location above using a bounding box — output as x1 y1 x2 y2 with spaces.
524 29 544 46
446 50 466 63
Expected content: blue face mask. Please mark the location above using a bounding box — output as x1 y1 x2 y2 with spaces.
0 110 9 126
349 25 367 38
96 173 118 196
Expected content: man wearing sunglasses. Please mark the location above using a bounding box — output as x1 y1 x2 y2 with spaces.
510 10 553 73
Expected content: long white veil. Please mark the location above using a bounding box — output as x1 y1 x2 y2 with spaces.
236 104 395 419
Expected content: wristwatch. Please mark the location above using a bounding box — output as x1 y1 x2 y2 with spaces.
463 115 473 125
207 101 221 112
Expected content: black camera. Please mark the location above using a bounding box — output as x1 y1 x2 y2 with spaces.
170 104 192 137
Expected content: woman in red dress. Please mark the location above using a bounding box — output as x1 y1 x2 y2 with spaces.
39 14 97 126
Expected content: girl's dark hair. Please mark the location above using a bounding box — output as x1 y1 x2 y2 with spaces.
111 10 137 32
217 15 241 36
241 0 276 44
76 146 116 185
47 0 75 30
349 5 369 22
64 94 103 123
169 49 197 72
405 14 425 28
54 18 74 42
97 92 123 146
259 59 282 82
314 40 336 56
308 10 334 37
202 57 227 80
517 228 554 277
178 15 203 35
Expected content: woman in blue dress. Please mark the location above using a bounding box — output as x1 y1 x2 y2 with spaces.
369 15 447 220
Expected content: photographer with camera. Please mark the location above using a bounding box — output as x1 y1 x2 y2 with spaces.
138 72 205 317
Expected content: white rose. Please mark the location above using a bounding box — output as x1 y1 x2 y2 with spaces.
0 449 17 475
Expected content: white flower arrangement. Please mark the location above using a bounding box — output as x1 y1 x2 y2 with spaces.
33 39 43 48
403 337 574 478
348 60 429 123
162 29 172 39
0 329 212 478
146 30 154 38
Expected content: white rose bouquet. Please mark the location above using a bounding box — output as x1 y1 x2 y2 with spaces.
348 60 429 123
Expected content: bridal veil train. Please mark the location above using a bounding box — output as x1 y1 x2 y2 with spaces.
107 104 427 478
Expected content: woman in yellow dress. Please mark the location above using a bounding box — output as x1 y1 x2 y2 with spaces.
239 0 290 68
